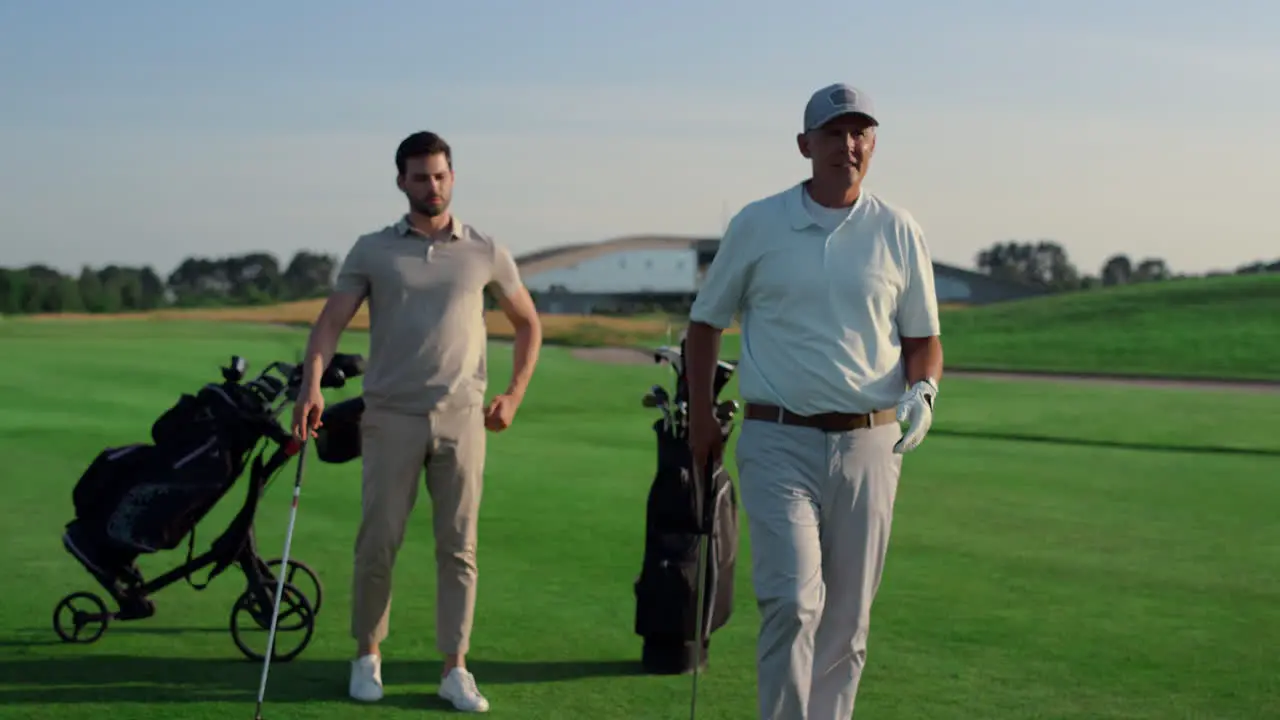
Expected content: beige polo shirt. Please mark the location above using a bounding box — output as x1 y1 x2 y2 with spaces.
689 182 941 415
333 214 524 415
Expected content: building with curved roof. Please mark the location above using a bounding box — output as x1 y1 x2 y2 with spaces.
515 234 1043 314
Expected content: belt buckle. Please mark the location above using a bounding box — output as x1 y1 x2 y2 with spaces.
775 406 785 424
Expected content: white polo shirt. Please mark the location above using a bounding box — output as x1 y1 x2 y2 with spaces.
689 181 941 415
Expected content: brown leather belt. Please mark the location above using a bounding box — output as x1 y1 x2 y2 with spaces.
743 403 897 433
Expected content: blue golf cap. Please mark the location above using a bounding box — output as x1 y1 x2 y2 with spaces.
803 83 878 132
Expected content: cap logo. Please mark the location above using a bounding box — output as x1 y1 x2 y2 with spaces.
829 87 857 106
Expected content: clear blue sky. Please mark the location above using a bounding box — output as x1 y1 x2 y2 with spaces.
2 0 1277 278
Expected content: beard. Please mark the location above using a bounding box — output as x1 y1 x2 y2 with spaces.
411 194 449 217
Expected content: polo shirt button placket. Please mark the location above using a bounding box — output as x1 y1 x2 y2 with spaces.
822 227 840 272
822 215 852 273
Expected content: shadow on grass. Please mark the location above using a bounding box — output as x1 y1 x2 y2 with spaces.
0 652 646 708
932 429 1280 458
0 626 226 648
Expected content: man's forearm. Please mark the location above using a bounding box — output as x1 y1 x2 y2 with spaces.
301 292 363 389
301 319 342 389
902 335 943 385
505 318 542 400
684 321 722 414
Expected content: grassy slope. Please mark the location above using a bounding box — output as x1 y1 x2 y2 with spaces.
1 321 1278 719
935 273 1280 379
713 273 1280 381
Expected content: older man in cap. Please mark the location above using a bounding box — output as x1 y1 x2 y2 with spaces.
685 83 944 718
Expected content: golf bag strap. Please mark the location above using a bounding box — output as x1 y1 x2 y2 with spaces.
183 529 211 589
184 443 271 590
181 526 237 591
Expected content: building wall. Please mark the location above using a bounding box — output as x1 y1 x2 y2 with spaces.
522 249 698 294
533 292 689 315
934 267 1044 304
521 244 1045 311
934 273 973 302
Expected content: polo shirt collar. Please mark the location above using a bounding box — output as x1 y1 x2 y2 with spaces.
394 214 463 240
785 181 864 230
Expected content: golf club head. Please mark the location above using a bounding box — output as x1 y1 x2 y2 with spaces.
222 355 248 383
643 384 670 407
322 369 347 389
712 359 737 399
653 346 684 375
715 399 739 421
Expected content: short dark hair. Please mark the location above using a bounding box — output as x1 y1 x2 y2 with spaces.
395 131 452 174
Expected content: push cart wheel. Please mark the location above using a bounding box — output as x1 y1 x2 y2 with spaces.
53 591 110 644
229 581 316 663
264 557 323 616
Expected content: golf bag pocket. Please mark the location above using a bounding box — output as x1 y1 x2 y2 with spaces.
91 438 236 553
153 393 211 442
152 389 251 449
316 396 364 464
72 444 150 524
634 539 700 638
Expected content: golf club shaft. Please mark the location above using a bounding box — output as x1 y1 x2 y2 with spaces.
690 533 709 719
253 440 308 719
689 460 712 720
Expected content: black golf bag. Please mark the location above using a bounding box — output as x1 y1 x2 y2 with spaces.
61 353 363 612
69 376 281 566
634 341 742 674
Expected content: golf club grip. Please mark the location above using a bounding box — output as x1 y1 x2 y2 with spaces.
696 456 718 535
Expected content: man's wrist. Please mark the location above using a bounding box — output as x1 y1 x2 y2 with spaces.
303 368 323 392
914 377 938 409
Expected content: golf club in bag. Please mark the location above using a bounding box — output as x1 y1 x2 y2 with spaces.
634 340 740 688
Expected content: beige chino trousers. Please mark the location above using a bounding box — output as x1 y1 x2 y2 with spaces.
350 404 486 655
736 418 903 719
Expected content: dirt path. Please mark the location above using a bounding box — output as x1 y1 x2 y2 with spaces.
568 346 1280 393
945 369 1280 393
569 347 656 365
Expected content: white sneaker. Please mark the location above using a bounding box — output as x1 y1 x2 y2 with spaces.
349 654 384 702
438 667 489 712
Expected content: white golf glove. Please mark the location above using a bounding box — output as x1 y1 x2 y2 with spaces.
893 378 938 454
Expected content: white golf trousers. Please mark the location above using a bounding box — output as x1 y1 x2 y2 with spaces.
736 418 903 720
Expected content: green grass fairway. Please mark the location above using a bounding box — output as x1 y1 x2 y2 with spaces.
936 273 1280 380
1 321 1278 719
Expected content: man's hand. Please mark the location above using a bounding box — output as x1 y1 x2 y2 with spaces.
688 406 724 474
292 383 325 441
684 320 728 473
484 393 522 432
893 378 938 454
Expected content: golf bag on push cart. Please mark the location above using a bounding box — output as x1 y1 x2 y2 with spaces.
634 340 742 675
54 351 365 663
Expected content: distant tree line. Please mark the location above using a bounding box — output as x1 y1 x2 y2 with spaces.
974 240 1280 292
0 251 337 315
2 240 1277 317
